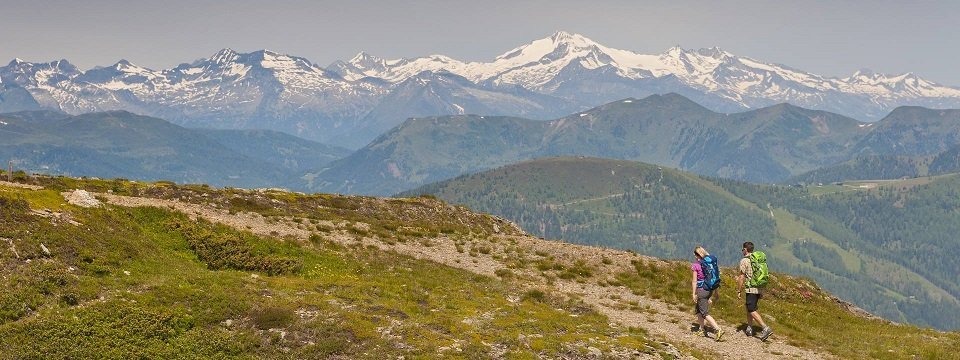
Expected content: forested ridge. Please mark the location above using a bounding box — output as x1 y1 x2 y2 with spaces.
411 157 960 329
714 175 960 329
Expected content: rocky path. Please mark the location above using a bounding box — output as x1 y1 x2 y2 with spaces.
100 192 830 359
0 180 43 190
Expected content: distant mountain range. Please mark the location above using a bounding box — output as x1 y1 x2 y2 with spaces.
3 31 960 148
0 110 346 188
5 94 960 195
308 94 960 195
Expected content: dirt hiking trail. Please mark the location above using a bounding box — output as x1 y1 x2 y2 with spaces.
101 192 830 359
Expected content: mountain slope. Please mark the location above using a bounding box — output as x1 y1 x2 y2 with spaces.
1 51 387 147
310 94 877 195
853 107 960 156
405 156 960 330
305 115 547 195
403 157 777 263
5 31 960 150
929 143 960 174
0 110 346 188
193 128 350 173
784 155 924 184
345 71 577 149
2 176 957 358
331 31 960 120
714 174 960 330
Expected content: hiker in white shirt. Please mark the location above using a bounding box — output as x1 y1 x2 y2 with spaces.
737 241 772 341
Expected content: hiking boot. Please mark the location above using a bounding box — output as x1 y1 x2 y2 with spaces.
715 329 725 342
759 326 773 341
744 326 754 337
695 329 706 337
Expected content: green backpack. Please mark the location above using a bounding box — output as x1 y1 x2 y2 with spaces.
747 251 769 288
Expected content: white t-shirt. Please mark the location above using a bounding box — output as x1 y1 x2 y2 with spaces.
740 256 760 294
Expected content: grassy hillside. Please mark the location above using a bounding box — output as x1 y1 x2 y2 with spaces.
2 174 958 359
407 157 960 330
404 157 777 263
0 179 656 359
714 175 960 330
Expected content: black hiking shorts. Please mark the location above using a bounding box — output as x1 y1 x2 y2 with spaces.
745 293 762 313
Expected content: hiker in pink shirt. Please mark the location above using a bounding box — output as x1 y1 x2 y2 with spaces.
691 246 724 341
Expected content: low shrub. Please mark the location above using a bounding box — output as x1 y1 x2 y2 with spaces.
167 219 302 275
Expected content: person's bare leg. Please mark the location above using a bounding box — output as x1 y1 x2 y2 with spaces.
705 315 720 331
750 311 767 328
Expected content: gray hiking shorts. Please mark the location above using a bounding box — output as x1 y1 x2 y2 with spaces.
695 288 713 316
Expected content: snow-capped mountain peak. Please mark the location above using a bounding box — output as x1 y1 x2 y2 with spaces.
494 31 611 66
350 51 383 64
692 46 734 60
3 30 960 151
210 48 240 64
108 59 154 74
326 51 394 81
847 69 919 84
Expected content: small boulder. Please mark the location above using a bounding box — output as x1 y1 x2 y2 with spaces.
65 190 101 208
587 346 602 357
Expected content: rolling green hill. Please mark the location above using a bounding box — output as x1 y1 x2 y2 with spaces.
785 140 960 185
852 107 960 156
403 157 777 263
311 94 875 195
2 174 958 359
929 143 960 174
193 128 350 173
304 115 546 195
784 155 925 184
0 111 346 188
714 174 960 330
406 157 960 330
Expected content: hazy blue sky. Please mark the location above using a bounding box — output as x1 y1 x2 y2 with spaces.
3 0 958 85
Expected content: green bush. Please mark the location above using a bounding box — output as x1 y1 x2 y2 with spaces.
0 195 28 209
494 268 514 278
250 306 294 330
523 289 546 302
167 218 302 275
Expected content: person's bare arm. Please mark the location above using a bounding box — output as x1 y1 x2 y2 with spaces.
691 268 699 303
737 272 745 299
